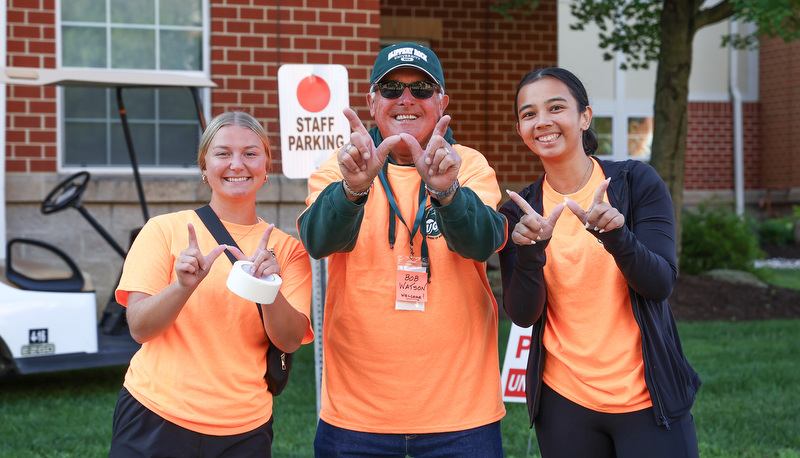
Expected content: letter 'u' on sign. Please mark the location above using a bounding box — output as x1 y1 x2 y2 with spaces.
278 64 350 179
501 323 533 403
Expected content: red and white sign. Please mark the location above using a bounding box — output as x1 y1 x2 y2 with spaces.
501 323 532 403
278 64 350 179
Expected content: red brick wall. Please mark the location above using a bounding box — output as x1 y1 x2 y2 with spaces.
5 0 58 173
3 1 383 175
3 0 782 197
379 0 558 190
208 0 381 173
759 37 800 190
684 101 760 190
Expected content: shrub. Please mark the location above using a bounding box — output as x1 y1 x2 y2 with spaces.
681 204 764 274
757 217 794 245
755 205 799 246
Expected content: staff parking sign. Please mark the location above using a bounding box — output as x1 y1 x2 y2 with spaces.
278 64 350 179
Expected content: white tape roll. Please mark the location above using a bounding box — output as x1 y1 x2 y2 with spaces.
226 260 283 304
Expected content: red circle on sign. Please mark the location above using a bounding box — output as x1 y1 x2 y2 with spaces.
297 75 331 113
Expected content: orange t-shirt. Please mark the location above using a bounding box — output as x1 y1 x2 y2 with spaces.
541 158 651 413
116 210 313 435
305 146 506 433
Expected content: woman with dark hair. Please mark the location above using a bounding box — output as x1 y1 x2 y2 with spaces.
499 68 700 457
108 111 313 457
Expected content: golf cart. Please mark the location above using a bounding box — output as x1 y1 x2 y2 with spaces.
0 67 215 377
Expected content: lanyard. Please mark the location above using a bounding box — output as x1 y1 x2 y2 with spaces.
377 160 431 280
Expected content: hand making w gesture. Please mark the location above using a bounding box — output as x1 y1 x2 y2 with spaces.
225 224 281 279
507 189 566 245
175 222 228 289
337 107 402 195
564 178 625 233
396 115 461 193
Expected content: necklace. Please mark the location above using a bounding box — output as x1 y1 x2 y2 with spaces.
549 159 593 195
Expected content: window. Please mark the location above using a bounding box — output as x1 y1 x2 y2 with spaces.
627 116 653 158
592 116 613 157
59 0 207 170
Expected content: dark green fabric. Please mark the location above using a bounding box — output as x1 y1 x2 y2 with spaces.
298 181 365 260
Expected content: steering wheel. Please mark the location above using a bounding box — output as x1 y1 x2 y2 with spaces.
41 171 91 215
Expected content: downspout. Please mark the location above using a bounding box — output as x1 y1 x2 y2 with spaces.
1 2 7 260
730 19 745 216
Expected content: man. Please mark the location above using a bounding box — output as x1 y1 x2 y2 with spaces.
298 42 507 456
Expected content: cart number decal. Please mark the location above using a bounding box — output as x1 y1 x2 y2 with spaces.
29 329 49 343
22 329 55 356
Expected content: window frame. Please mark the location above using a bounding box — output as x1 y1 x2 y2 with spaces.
56 0 212 176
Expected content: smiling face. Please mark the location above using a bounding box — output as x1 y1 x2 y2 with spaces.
202 124 269 203
515 76 592 162
368 67 449 155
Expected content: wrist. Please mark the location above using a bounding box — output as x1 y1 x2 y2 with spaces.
342 180 372 198
425 178 459 201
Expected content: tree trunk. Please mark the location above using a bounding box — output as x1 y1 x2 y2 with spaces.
649 0 696 260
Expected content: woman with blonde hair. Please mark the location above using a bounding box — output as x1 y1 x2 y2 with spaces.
109 111 313 457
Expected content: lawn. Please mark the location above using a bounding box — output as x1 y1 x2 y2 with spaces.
2 318 799 457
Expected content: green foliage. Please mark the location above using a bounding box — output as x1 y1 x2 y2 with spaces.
753 205 800 245
757 216 795 245
567 0 800 70
569 0 662 70
729 0 800 44
490 0 540 21
680 204 764 274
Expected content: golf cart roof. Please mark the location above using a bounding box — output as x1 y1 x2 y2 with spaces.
0 67 216 88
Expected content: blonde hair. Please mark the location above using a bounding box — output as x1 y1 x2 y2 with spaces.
197 111 271 172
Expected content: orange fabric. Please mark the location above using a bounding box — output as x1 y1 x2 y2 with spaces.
116 210 313 435
306 146 506 433
541 159 651 413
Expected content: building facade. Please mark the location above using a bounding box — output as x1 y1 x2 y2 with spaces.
2 0 798 308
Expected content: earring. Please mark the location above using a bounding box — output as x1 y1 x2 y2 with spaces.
202 174 208 184
265 173 269 181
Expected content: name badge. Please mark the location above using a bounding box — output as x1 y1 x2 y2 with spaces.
396 256 428 311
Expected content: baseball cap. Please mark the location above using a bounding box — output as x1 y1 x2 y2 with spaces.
370 42 445 90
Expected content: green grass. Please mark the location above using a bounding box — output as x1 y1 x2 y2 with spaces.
2 319 799 457
755 267 800 290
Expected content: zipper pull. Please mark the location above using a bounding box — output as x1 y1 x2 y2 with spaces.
280 352 286 370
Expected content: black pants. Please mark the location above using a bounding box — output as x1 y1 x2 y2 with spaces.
108 387 273 457
535 383 699 458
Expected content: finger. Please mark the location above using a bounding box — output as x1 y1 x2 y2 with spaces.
514 221 542 242
435 148 460 175
226 245 247 261
343 107 369 137
256 224 275 253
396 132 425 163
337 152 363 174
547 202 566 225
426 146 450 173
506 189 537 216
564 197 587 222
187 223 199 250
202 244 228 270
593 177 611 206
432 115 451 139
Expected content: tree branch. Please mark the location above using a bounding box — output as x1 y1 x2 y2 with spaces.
695 0 735 31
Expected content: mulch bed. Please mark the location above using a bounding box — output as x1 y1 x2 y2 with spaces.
669 243 800 322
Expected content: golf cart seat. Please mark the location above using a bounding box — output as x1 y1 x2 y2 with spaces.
2 238 93 293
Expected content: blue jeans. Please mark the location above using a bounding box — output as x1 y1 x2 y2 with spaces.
314 419 503 457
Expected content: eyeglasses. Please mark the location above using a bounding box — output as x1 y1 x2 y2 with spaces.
373 80 439 99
